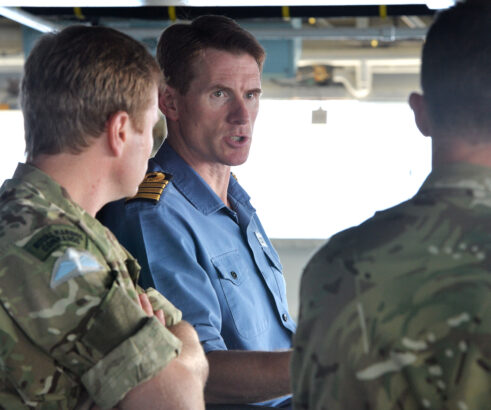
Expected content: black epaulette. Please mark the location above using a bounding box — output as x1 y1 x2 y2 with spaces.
126 172 172 203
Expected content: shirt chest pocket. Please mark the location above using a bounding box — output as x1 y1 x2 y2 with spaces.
211 250 269 340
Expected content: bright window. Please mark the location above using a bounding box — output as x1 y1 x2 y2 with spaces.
235 99 432 238
0 110 25 184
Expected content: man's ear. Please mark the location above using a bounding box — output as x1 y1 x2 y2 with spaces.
106 111 130 157
159 86 179 121
409 92 432 137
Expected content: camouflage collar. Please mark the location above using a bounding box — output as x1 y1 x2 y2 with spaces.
11 163 85 219
421 162 491 195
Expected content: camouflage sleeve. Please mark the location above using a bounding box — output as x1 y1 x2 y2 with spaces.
137 284 182 327
0 242 182 409
82 316 181 409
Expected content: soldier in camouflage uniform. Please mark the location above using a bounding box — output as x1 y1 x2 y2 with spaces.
291 1 491 409
0 26 208 409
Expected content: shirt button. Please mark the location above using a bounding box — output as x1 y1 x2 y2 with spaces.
282 313 288 322
231 271 238 279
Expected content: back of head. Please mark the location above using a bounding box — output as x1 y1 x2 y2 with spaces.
21 25 162 160
156 15 265 94
421 0 491 137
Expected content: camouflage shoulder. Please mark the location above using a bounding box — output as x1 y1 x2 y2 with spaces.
321 197 419 259
126 172 172 204
0 197 108 293
0 184 77 250
0 184 36 241
0 185 90 262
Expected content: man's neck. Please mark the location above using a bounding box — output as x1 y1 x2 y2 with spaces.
31 152 111 217
167 138 231 206
196 164 231 206
432 134 491 169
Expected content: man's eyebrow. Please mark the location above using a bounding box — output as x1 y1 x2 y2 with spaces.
207 83 230 91
205 84 262 94
248 88 263 95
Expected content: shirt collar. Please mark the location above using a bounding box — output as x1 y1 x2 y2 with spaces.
153 142 252 215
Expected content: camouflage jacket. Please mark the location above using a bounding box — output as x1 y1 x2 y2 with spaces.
292 162 491 410
0 163 183 409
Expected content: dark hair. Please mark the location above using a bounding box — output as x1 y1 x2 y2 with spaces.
21 25 162 159
421 0 491 135
156 15 265 94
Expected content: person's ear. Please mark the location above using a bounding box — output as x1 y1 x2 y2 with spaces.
159 86 179 121
106 111 130 157
409 92 431 136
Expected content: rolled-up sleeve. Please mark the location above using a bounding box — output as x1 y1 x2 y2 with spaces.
82 315 181 409
141 286 182 327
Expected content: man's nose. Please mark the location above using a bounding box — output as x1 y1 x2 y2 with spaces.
228 98 250 125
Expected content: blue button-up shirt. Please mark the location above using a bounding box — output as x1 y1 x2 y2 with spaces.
99 142 295 357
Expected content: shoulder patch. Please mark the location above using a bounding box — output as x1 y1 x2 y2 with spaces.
23 224 87 261
127 172 172 203
51 247 104 289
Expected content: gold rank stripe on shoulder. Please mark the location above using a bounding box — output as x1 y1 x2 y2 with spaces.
127 172 172 203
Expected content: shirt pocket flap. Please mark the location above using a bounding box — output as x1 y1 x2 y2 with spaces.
211 250 245 286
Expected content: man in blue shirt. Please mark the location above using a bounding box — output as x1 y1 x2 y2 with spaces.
99 15 295 407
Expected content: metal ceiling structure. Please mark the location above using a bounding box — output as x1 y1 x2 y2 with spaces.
0 1 454 105
0 0 455 29
5 5 437 26
0 7 436 41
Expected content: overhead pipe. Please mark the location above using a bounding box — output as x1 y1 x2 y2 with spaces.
0 7 63 32
122 25 427 42
250 26 427 41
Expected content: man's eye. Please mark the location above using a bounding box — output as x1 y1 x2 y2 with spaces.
213 90 224 97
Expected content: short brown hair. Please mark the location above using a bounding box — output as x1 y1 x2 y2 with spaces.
421 0 491 135
21 25 162 159
156 15 265 95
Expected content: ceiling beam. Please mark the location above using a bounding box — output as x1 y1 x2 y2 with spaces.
0 1 456 7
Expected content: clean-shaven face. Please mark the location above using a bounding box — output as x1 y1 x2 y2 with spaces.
172 48 262 170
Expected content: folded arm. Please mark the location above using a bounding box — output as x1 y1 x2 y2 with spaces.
120 321 208 410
